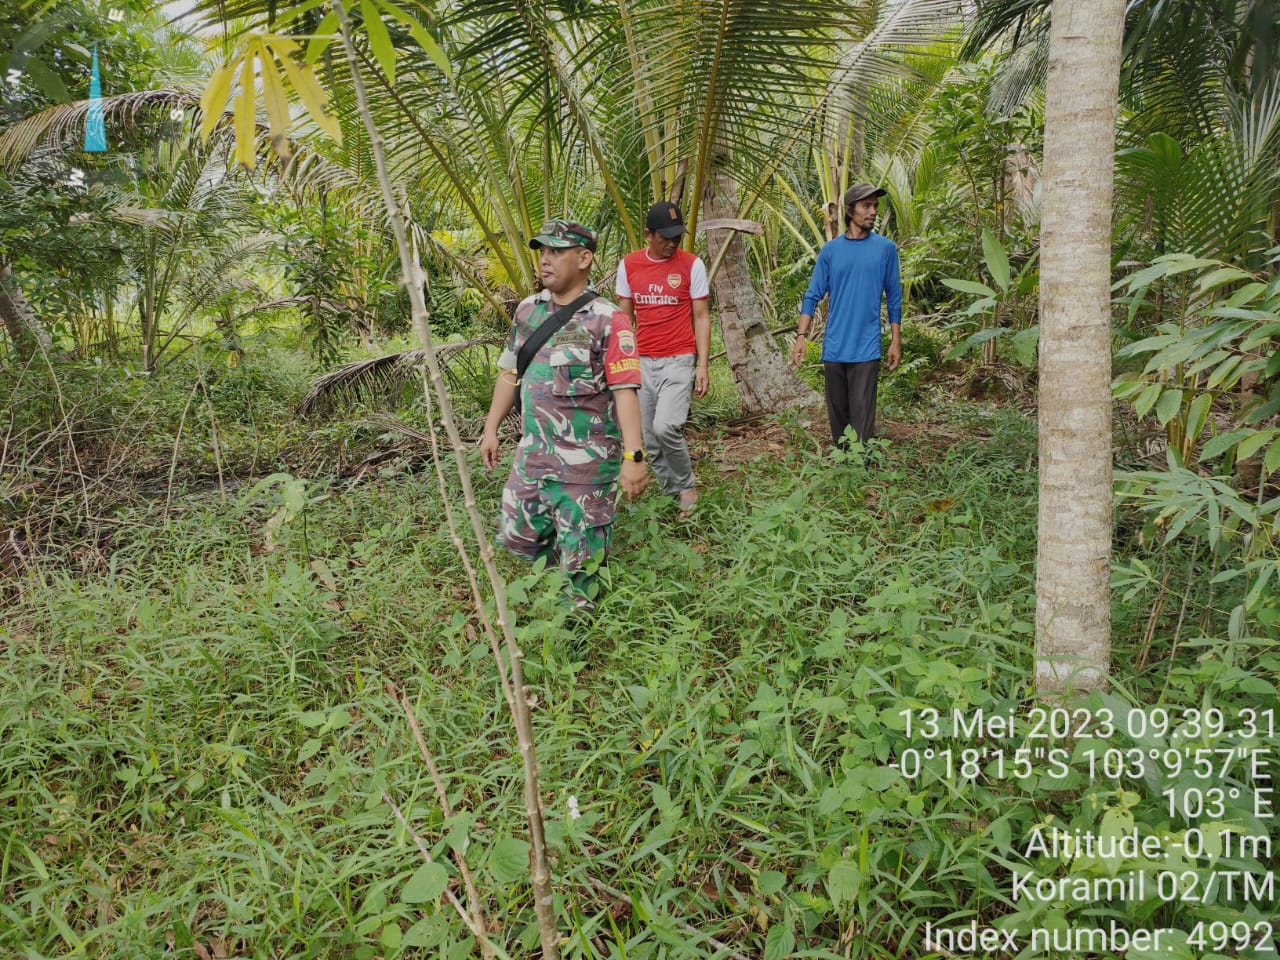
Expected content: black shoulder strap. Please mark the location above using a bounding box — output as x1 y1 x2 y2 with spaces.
515 291 596 380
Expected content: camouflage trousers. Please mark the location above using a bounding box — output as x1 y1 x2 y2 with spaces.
498 472 618 607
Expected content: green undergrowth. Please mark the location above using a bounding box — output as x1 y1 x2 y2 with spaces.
2 399 1277 959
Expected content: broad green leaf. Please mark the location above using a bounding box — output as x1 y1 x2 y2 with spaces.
816 785 844 818
865 765 900 790
990 817 1012 852
1264 437 1280 478
1120 255 1216 297
1224 281 1267 307
486 836 530 885
1014 264 1040 296
1154 388 1183 426
1239 675 1277 695
941 278 997 298
375 0 451 77
443 811 472 855
1116 333 1179 359
1099 806 1134 873
361 0 396 84
1183 392 1212 446
764 922 795 960
1010 325 1039 366
1133 382 1163 417
305 11 339 64
1196 266 1252 294
273 0 327 28
404 915 449 948
24 56 71 104
1242 321 1280 349
1205 354 1243 390
1236 428 1277 463
826 861 862 906
1112 378 1146 401
981 229 1010 293
810 695 846 716
944 327 1004 361
402 861 447 903
1228 604 1245 641
961 297 998 317
1199 429 1252 460
757 870 786 895
1202 307 1273 321
380 922 402 951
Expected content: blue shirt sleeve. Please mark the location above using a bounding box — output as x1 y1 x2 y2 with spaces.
884 242 902 326
800 245 829 317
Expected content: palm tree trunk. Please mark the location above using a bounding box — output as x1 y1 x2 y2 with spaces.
1035 0 1124 695
702 162 819 417
1 263 53 362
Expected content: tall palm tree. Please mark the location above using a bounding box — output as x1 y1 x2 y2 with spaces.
1035 0 1125 694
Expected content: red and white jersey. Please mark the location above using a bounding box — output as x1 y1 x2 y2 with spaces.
615 248 709 358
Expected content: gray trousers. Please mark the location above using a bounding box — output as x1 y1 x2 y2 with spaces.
823 359 879 445
639 354 696 496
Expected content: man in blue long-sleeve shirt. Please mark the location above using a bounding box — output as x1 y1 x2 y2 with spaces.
792 182 902 446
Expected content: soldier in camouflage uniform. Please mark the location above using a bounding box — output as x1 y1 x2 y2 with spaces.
480 219 648 610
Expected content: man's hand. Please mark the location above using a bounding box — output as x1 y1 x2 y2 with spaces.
481 375 519 468
620 459 649 499
885 337 902 371
694 362 709 399
790 334 808 368
480 430 502 470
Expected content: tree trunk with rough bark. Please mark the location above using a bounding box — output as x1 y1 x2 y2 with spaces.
702 164 819 417
1035 0 1124 695
1 264 53 362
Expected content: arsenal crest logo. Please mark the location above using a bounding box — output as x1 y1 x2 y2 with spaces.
668 274 682 289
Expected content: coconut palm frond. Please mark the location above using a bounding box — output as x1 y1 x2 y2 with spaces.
0 90 205 170
67 204 176 230
1232 75 1280 168
361 413 439 447
297 338 503 418
298 351 423 417
181 231 281 309
1115 128 1275 265
961 0 1049 60
986 31 1048 113
737 0 962 222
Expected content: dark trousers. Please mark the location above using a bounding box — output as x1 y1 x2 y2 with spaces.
823 360 880 446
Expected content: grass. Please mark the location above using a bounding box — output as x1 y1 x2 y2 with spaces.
2 346 1277 960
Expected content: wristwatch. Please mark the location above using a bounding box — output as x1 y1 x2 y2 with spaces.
623 449 646 463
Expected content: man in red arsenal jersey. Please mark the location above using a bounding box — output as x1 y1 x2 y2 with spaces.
615 201 711 514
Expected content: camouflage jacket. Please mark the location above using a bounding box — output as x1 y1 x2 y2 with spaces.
498 289 641 484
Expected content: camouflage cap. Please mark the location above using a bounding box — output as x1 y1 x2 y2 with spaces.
530 219 598 252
